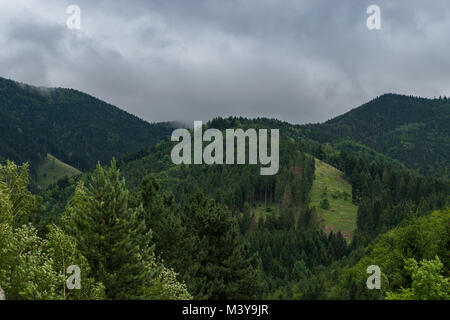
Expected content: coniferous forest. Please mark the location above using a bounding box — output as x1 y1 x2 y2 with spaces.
0 77 449 300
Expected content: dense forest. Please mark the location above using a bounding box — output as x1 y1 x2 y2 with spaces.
0 82 449 300
297 94 450 178
0 76 173 180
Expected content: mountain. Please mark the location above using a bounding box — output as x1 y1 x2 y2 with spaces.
1 77 449 300
2 75 448 182
297 94 450 178
32 114 450 300
0 76 173 174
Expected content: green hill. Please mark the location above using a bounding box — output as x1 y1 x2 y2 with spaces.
36 116 449 300
1 76 450 300
35 154 81 189
298 94 450 178
3 76 448 186
206 107 450 179
0 76 173 174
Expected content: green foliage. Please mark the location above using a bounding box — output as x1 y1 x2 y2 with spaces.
61 159 190 299
115 116 449 299
0 161 35 226
386 257 450 300
320 198 330 210
180 193 262 299
46 225 106 300
3 108 450 301
0 222 61 299
62 159 154 299
0 222 105 300
138 175 188 271
143 259 192 300
299 94 450 178
120 121 315 216
0 161 104 300
137 172 263 299
326 209 450 300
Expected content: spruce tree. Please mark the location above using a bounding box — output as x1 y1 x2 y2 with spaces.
62 159 153 299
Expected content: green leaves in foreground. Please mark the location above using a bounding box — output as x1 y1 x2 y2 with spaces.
0 161 104 300
386 257 450 300
326 209 449 300
0 160 190 300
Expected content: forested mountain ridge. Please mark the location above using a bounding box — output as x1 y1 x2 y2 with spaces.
39 122 347 297
117 116 449 242
6 113 449 300
0 76 173 174
298 94 450 178
2 75 447 182
1 75 449 300
113 118 448 296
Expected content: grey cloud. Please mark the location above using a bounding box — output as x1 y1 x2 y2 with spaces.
1 0 450 124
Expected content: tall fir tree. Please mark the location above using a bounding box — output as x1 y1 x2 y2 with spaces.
62 159 153 299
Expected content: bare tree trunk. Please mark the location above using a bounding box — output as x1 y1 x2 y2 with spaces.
0 286 5 300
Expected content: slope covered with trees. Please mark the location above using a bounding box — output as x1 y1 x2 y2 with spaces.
0 76 173 176
1 77 449 300
112 118 449 298
323 208 450 300
298 94 450 178
3 113 449 299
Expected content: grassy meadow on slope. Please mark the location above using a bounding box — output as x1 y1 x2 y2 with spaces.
310 158 357 240
36 154 81 189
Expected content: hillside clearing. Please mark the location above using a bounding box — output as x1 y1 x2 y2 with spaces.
310 158 357 240
36 154 81 189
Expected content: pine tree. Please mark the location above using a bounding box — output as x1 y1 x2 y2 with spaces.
62 159 153 299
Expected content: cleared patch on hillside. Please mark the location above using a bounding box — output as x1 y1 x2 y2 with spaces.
310 158 357 240
36 154 81 189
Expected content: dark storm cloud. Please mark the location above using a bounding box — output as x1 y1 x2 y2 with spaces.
1 0 450 124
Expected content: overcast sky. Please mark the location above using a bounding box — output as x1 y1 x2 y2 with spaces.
1 0 449 124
